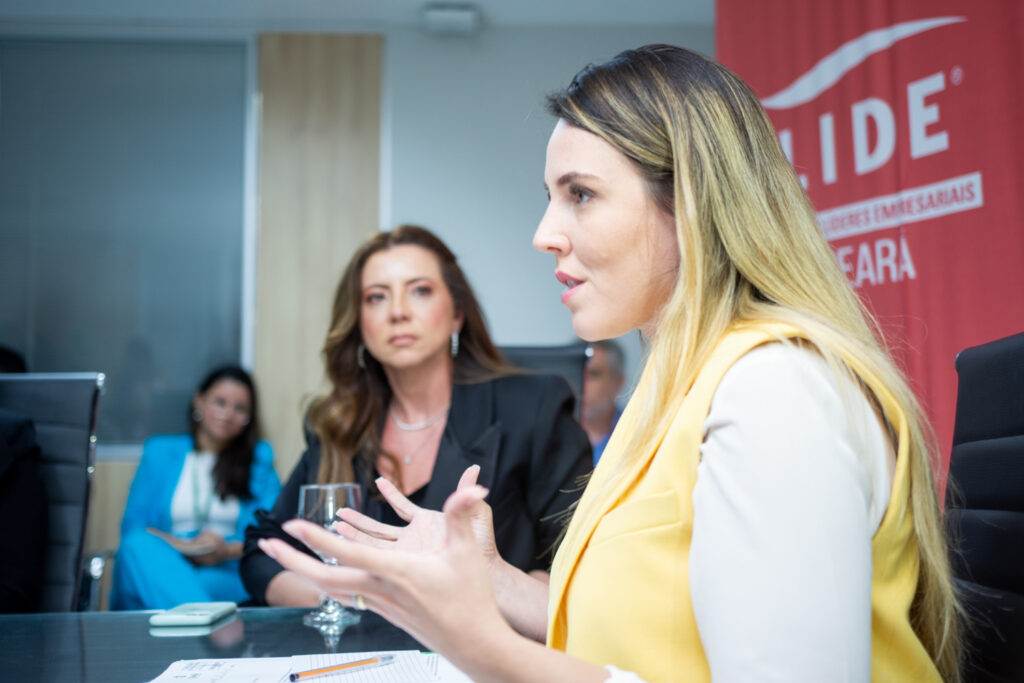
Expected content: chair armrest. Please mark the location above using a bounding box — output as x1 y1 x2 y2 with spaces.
78 550 114 611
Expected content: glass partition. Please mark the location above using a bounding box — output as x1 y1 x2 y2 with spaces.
0 38 247 444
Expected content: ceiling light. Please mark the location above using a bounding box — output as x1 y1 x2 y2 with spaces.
420 3 481 36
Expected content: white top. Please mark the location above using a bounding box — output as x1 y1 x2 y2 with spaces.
605 343 893 683
170 451 241 538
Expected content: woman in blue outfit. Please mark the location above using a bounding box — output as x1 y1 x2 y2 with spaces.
112 365 281 609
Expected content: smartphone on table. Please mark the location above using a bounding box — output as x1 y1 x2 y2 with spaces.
148 601 237 627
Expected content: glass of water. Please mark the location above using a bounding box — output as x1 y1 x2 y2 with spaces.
297 483 362 629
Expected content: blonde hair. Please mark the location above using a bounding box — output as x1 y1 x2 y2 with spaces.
548 45 960 680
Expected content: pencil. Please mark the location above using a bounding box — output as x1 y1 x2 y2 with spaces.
289 653 396 681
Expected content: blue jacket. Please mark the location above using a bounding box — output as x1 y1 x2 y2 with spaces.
121 434 280 542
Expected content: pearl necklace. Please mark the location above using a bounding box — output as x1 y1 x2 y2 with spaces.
389 404 450 431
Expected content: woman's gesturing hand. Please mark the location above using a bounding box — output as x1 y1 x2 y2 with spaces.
257 483 515 666
333 465 500 570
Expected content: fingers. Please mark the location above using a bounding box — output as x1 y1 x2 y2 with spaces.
374 465 479 521
375 477 422 522
333 520 395 550
456 464 481 490
258 536 369 591
442 484 489 515
442 485 489 548
336 508 400 541
261 536 412 631
280 519 403 577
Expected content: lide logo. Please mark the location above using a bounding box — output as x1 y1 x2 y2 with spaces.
763 17 983 288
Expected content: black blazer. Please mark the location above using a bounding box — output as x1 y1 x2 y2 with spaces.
241 373 592 604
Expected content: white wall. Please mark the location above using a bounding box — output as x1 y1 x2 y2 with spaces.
386 24 715 388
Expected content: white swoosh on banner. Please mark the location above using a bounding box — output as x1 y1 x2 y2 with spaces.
761 16 965 110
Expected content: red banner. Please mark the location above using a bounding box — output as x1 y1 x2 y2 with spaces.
717 1 1024 485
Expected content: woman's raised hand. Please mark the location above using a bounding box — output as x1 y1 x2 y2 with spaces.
334 465 500 570
257 483 514 664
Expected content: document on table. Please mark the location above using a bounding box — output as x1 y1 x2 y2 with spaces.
148 650 473 682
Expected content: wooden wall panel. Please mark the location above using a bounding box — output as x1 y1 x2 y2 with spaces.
255 34 381 478
84 460 136 609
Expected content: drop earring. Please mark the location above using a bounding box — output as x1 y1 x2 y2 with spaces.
450 331 460 357
357 344 366 369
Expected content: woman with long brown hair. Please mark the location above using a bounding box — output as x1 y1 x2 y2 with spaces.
241 224 591 606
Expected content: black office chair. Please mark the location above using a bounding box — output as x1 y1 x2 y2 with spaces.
944 332 1024 683
0 372 104 612
500 343 590 418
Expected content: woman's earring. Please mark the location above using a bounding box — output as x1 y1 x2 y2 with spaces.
450 331 460 357
192 409 202 422
357 343 366 369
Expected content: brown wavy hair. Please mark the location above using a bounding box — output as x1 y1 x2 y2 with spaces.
547 45 960 680
308 224 513 486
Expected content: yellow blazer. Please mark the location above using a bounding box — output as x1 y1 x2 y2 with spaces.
547 323 939 682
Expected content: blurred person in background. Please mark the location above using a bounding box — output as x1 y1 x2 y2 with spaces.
0 346 28 374
0 410 47 613
0 346 47 613
581 340 625 464
112 365 280 609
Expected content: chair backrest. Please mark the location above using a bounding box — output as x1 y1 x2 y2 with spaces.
0 373 103 612
500 343 590 418
945 332 1024 683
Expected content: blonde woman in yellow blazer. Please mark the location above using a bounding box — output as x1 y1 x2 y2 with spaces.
260 45 961 682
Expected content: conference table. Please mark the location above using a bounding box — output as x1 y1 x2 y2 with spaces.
0 607 424 682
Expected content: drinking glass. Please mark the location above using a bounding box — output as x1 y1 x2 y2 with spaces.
297 483 362 631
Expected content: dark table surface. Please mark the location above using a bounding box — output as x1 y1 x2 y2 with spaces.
0 607 424 682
